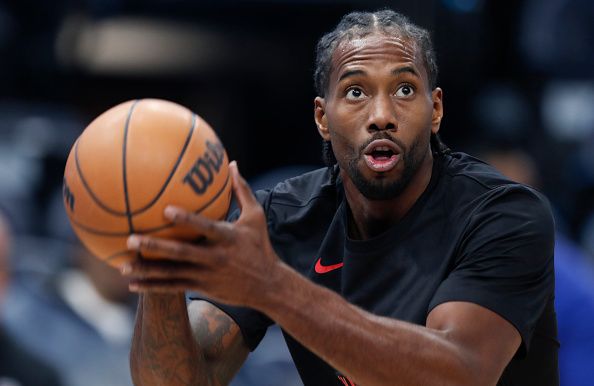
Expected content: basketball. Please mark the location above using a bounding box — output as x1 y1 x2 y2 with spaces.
63 99 232 268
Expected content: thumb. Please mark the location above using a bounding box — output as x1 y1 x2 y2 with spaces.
230 161 258 212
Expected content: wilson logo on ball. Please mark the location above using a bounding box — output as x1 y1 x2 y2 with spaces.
62 98 232 268
183 140 225 195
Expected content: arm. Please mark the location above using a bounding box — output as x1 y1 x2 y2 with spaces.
124 162 522 386
130 293 248 386
255 263 520 386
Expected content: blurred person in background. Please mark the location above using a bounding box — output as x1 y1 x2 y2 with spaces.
481 146 594 386
2 241 137 386
1 189 137 386
0 210 62 386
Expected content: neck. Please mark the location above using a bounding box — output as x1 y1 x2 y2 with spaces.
343 152 434 240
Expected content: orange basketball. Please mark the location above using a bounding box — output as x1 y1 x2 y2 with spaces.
63 99 232 268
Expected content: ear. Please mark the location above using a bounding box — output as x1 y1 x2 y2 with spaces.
431 87 443 135
314 97 330 141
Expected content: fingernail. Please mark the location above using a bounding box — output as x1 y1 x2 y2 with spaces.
121 263 132 275
164 206 178 220
127 235 140 249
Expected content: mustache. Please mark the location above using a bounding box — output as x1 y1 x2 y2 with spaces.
358 132 405 155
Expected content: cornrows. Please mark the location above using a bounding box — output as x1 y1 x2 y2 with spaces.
313 9 439 98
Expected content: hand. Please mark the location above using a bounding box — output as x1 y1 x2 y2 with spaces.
122 161 282 308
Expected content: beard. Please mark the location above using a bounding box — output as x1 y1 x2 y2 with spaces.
343 133 428 200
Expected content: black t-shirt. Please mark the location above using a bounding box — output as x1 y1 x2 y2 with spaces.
194 152 558 386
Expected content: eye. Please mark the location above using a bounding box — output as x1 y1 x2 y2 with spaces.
345 87 366 100
395 84 415 97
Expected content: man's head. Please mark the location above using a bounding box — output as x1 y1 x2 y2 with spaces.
314 9 438 98
313 9 446 200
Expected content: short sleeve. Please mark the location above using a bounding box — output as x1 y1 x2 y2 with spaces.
186 294 274 351
429 186 555 354
187 188 277 351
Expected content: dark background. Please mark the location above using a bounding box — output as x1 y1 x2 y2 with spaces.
0 0 593 254
1 2 594 386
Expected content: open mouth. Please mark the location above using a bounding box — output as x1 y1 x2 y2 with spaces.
363 139 400 172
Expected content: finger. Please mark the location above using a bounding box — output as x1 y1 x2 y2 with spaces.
164 206 233 243
128 278 198 293
121 259 201 281
127 234 209 262
230 161 258 211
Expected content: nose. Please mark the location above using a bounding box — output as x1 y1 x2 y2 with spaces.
367 94 397 132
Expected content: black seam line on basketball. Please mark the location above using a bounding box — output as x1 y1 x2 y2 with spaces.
103 209 228 262
75 138 130 216
123 99 141 234
104 250 149 262
132 169 231 233
72 110 199 218
105 250 130 262
127 112 197 216
67 169 230 236
68 216 135 236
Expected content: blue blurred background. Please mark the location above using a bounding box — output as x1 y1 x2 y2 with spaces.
0 0 593 385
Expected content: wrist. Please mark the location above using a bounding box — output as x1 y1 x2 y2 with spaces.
142 292 187 308
248 260 296 313
250 261 319 327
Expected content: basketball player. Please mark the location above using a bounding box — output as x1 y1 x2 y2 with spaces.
123 10 558 386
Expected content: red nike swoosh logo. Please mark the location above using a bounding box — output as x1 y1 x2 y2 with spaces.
315 258 344 274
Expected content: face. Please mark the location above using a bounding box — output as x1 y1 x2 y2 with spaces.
315 33 443 200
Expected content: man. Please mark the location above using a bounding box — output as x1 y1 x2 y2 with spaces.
2 239 137 386
0 212 63 386
123 10 558 386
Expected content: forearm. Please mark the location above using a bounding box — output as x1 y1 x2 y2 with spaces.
256 264 478 386
130 293 210 386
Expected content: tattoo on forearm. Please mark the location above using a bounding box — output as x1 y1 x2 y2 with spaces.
193 305 234 360
132 295 208 385
191 302 248 384
132 296 244 386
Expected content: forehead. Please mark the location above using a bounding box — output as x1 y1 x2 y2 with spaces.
330 33 424 80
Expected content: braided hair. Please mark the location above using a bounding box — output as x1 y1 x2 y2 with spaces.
314 9 449 166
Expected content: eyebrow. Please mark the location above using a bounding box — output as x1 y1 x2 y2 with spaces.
392 66 419 78
337 66 420 83
338 69 365 82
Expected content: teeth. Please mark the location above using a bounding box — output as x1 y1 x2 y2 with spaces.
375 146 390 151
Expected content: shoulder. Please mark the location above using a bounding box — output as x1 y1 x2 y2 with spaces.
441 151 528 192
265 166 337 204
254 166 338 210
252 166 340 231
433 152 555 266
438 152 553 222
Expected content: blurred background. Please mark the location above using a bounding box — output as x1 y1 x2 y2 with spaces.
0 0 593 385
